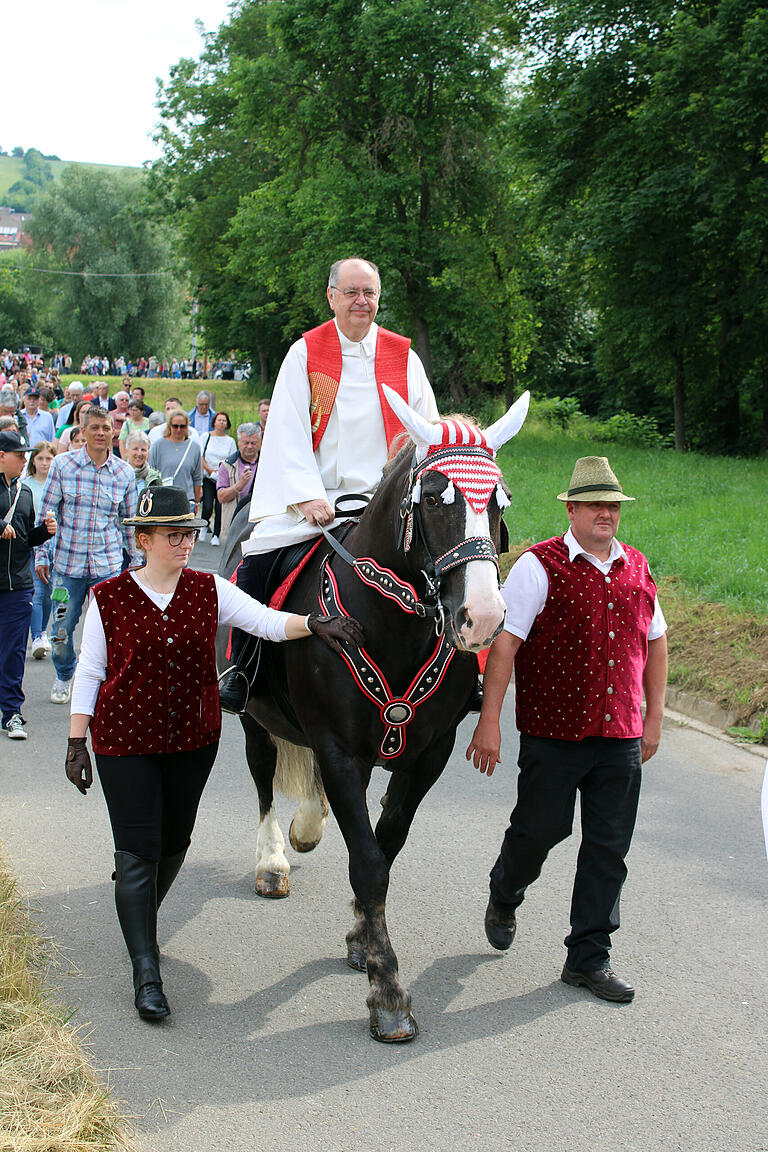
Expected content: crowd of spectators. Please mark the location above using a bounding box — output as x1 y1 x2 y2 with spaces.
0 347 271 736
5 348 245 383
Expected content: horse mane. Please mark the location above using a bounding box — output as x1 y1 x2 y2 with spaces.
380 411 488 493
382 437 414 476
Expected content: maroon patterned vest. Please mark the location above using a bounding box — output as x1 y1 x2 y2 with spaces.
90 568 220 756
514 536 657 741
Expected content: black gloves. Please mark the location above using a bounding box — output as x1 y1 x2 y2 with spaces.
65 736 93 795
307 613 365 654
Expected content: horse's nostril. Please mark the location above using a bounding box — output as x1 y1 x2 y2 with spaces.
454 607 470 633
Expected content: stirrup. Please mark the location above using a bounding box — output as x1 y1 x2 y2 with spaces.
218 667 250 715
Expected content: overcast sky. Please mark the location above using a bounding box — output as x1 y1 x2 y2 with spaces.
5 0 235 168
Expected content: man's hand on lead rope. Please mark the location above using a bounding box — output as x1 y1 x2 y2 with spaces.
65 737 93 795
298 498 334 527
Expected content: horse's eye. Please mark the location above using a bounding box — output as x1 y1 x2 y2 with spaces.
424 494 438 507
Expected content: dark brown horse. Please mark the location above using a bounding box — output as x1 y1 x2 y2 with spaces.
217 389 529 1041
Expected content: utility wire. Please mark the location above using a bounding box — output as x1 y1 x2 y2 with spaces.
27 267 171 278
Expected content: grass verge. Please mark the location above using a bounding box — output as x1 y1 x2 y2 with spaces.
494 410 768 740
0 853 131 1151
48 385 768 738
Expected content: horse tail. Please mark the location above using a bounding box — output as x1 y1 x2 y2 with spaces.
273 737 324 802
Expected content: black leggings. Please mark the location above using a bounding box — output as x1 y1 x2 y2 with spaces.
201 476 222 536
96 742 219 860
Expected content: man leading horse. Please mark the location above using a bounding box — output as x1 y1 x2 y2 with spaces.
219 256 439 713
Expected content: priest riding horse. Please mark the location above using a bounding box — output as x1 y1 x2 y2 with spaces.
217 387 530 1042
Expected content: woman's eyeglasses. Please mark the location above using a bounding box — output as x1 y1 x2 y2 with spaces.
165 530 198 547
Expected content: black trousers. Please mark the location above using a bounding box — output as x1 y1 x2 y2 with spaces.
201 476 222 536
489 734 642 972
96 742 219 861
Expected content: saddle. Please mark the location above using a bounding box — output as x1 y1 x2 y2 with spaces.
251 524 357 727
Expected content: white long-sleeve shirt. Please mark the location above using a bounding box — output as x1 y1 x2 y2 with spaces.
71 572 298 716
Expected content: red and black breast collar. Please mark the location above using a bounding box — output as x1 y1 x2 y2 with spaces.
318 559 455 760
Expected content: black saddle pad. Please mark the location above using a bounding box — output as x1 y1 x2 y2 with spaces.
256 522 358 731
264 522 357 606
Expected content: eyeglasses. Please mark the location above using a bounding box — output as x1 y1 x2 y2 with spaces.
165 530 198 547
329 286 379 300
170 422 187 430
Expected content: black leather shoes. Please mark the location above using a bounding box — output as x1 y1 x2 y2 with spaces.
135 980 170 1021
484 899 517 951
561 964 635 1003
218 668 249 715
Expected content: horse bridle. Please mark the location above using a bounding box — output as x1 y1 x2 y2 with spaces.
318 447 502 637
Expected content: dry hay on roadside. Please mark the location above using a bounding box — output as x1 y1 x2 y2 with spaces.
0 853 131 1152
658 576 768 729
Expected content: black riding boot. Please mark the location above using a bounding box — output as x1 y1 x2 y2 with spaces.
468 676 484 713
113 851 170 1021
218 634 261 714
157 848 187 908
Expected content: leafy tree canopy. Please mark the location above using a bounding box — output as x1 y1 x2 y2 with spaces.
29 167 190 361
153 0 553 405
510 0 768 453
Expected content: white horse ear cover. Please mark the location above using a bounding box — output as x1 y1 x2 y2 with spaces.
484 391 530 452
382 384 441 461
382 384 530 457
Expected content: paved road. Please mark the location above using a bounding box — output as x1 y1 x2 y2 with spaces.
1 541 766 1151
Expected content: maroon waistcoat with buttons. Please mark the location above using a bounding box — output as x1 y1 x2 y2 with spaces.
514 536 657 741
90 568 221 756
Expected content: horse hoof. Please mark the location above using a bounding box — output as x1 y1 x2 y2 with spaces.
369 1008 419 1043
346 943 367 972
255 872 290 899
289 819 322 854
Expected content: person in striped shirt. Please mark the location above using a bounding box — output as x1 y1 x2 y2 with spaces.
35 407 138 704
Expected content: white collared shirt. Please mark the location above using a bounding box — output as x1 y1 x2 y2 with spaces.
502 527 667 641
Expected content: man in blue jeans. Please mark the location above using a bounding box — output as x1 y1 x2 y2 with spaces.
35 407 138 704
0 429 57 738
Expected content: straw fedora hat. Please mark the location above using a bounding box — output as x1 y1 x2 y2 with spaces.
557 456 635 502
123 484 208 528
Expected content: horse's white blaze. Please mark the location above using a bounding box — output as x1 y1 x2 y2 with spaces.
456 505 506 651
255 807 290 878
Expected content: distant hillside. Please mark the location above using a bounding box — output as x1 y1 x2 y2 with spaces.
0 154 142 207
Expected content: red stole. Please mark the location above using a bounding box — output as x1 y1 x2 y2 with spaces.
304 320 411 452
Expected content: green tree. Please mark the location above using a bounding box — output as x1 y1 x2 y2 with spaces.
6 147 54 212
155 0 543 404
29 167 189 361
509 0 768 454
0 252 42 350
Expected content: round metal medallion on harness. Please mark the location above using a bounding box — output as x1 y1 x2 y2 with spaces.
382 701 415 726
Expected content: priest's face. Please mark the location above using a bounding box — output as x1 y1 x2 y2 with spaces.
327 259 380 341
